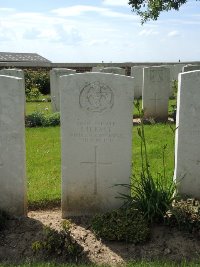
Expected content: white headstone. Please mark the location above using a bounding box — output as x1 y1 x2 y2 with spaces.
0 75 26 216
50 68 76 112
182 65 200 72
92 66 103 72
60 73 134 217
0 68 24 79
100 67 126 75
171 64 185 81
142 66 170 121
131 66 144 99
174 70 200 198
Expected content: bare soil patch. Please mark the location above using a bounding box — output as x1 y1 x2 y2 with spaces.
1 208 200 265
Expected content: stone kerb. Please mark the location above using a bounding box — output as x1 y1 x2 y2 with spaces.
0 75 26 216
142 66 170 121
60 73 134 217
174 70 200 198
100 67 126 75
50 68 76 112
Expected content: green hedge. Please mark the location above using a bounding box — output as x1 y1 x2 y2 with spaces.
25 112 60 127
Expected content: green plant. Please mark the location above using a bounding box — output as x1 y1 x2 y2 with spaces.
167 199 200 234
91 206 150 243
32 222 82 259
24 69 50 96
120 101 176 223
25 111 45 127
42 112 60 127
26 87 41 101
25 112 60 127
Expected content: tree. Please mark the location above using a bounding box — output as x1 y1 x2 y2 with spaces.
128 0 192 23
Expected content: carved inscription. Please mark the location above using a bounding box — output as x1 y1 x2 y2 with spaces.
150 70 164 82
79 81 114 112
80 145 112 194
70 120 124 143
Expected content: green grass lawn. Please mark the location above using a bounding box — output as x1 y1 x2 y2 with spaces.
25 98 176 207
26 126 61 209
26 123 175 208
26 101 52 115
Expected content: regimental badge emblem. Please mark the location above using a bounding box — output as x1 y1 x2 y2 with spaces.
79 81 114 112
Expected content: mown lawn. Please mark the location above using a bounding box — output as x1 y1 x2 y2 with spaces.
26 123 175 208
26 126 61 208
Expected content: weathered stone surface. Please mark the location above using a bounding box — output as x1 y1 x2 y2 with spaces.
131 66 144 99
182 65 200 72
142 66 170 121
50 68 76 112
0 68 24 79
100 67 126 75
92 66 103 72
60 73 134 217
174 70 200 198
0 75 26 216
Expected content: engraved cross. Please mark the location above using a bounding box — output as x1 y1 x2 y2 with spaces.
80 145 112 195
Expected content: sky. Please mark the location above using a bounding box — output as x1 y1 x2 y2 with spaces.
0 0 199 63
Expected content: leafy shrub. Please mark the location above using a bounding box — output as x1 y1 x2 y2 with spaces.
42 112 60 127
24 69 50 96
0 210 9 231
91 206 150 243
26 87 41 101
25 112 60 127
25 111 45 127
32 221 82 260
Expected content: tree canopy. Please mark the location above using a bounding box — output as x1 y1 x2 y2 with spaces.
128 0 194 23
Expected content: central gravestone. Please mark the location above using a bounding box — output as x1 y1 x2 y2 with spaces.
60 73 134 217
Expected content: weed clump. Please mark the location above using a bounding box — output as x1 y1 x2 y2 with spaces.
167 199 200 235
91 207 150 243
32 221 82 261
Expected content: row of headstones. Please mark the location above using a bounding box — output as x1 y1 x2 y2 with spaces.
52 66 171 120
0 67 200 218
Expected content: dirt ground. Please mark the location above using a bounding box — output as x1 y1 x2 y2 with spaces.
1 208 200 266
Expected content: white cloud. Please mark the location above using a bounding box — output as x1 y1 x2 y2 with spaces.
139 29 159 36
51 5 137 20
51 5 106 17
167 30 180 37
102 0 129 6
89 39 109 46
0 8 15 12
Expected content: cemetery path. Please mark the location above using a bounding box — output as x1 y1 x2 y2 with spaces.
1 208 200 265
